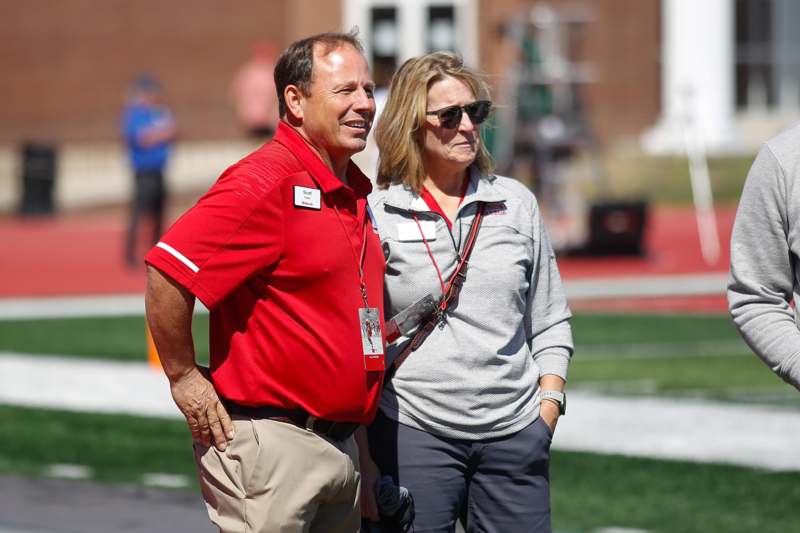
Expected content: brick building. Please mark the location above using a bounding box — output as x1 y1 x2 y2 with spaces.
0 0 660 146
0 0 340 143
2 1 798 211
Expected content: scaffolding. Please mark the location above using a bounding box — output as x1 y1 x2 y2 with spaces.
492 3 595 250
492 3 647 255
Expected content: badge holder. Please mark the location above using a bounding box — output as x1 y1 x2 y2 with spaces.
359 307 385 371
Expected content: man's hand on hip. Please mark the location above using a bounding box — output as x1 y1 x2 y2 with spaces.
145 266 233 451
170 365 234 451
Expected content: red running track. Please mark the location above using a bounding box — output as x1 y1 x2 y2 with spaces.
558 205 735 279
560 205 736 314
0 210 147 297
0 205 737 312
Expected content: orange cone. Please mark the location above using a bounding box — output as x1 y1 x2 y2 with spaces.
146 322 161 370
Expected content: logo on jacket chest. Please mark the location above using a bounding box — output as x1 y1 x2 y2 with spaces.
483 203 508 216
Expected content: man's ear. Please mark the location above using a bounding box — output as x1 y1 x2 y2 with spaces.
284 85 305 123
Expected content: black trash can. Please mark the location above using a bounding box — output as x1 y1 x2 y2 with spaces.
583 200 648 256
19 142 57 215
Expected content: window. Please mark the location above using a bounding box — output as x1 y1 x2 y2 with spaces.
344 0 477 73
736 0 800 110
370 7 399 88
427 5 456 53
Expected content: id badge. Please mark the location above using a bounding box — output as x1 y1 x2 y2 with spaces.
358 307 385 371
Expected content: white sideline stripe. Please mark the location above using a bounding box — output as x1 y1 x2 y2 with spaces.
142 473 190 488
0 295 144 320
156 242 199 273
0 273 728 320
2 352 800 472
563 273 729 300
0 353 180 419
43 464 92 480
556 391 800 472
0 294 208 320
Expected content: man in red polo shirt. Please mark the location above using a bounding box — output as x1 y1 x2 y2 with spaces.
144 31 384 532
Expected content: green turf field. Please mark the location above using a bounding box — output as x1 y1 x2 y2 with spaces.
0 314 211 363
2 311 799 532
2 312 796 403
568 313 799 404
1 404 798 533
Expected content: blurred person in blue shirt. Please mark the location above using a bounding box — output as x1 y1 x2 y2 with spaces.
122 74 176 267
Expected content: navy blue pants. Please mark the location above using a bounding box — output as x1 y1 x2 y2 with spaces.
367 411 553 533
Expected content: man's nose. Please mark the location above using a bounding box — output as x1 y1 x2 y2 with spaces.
352 87 375 113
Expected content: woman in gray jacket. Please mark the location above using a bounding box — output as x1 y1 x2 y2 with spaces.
362 52 574 533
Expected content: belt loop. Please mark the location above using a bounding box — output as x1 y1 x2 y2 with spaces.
305 415 317 432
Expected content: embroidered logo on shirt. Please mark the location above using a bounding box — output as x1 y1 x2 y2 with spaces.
293 186 321 210
483 203 508 216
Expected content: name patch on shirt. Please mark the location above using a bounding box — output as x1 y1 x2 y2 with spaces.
293 186 321 210
397 220 436 241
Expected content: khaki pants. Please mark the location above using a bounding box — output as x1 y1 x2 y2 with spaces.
193 417 361 533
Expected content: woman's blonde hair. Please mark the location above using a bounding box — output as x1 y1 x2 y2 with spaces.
375 52 494 191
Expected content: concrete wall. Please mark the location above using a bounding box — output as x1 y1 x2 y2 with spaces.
0 140 260 213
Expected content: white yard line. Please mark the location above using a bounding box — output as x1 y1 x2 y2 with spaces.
0 353 179 419
556 391 800 472
0 295 145 320
562 273 728 299
1 352 798 472
0 294 207 320
0 273 728 320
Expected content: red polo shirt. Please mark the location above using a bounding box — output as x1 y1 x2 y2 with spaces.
145 121 385 424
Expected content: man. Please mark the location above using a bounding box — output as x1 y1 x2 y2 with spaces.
728 124 800 390
122 75 176 267
231 42 280 139
144 31 384 532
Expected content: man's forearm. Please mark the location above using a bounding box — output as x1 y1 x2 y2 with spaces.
145 265 197 381
146 265 234 449
140 124 176 147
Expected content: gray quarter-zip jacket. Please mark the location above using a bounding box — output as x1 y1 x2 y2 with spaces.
729 123 800 389
369 169 574 439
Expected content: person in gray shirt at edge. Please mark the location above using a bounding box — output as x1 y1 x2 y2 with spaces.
728 123 800 390
360 51 574 533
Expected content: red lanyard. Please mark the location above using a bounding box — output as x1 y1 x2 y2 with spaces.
412 210 477 314
420 178 470 229
333 202 370 307
415 178 471 300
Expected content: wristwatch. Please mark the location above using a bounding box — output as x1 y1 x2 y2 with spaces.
540 390 566 416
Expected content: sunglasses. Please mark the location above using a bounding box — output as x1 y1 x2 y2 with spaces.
425 100 492 129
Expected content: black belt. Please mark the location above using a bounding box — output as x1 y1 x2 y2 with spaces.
225 401 359 441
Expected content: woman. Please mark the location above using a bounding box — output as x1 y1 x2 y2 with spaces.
364 52 574 533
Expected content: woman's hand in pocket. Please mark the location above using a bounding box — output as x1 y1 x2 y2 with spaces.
540 399 560 435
